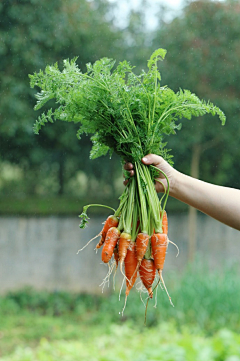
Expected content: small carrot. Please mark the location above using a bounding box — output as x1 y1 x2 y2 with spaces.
136 233 150 263
151 233 168 271
118 232 131 275
101 227 120 263
121 241 138 315
124 241 138 296
139 258 156 298
161 210 168 235
151 233 173 306
127 232 150 282
96 215 119 249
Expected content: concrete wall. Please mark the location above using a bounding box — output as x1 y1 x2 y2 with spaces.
0 214 239 294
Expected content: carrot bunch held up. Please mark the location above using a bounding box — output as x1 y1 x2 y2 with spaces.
30 48 226 315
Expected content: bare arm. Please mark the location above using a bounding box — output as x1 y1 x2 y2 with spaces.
172 171 240 230
124 154 240 231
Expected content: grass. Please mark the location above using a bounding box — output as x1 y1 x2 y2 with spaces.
1 262 240 360
0 195 187 216
0 196 118 216
2 323 240 361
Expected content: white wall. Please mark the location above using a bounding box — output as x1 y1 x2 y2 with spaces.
0 214 239 294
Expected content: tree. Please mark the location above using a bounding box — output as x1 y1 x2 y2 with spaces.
120 0 154 72
153 0 240 259
0 0 124 196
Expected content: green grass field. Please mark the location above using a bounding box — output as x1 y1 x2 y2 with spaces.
0 195 187 216
1 263 240 360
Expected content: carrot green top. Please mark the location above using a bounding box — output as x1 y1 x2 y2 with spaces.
29 48 226 167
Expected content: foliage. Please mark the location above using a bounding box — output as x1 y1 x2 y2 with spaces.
0 196 121 216
29 48 225 237
2 325 240 361
1 264 240 360
153 0 240 186
0 194 187 216
1 0 240 202
1 263 240 332
0 0 124 196
30 49 225 165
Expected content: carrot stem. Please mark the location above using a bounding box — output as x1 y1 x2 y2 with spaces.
131 190 139 241
115 187 128 217
124 178 136 234
150 165 170 232
135 162 148 234
79 203 115 229
82 203 115 214
140 164 161 233
118 201 127 232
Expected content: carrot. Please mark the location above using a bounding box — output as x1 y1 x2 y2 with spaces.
126 232 150 283
151 233 168 271
136 233 150 263
101 227 120 263
161 210 168 235
118 232 131 274
96 215 119 249
124 241 138 296
121 241 138 315
139 258 156 298
151 233 173 306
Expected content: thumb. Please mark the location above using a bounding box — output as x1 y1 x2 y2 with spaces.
141 154 163 166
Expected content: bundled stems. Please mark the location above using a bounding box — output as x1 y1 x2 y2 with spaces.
134 162 148 235
150 165 170 230
124 178 136 235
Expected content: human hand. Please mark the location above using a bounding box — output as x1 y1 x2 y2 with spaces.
124 154 177 195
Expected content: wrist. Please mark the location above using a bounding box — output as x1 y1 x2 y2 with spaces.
169 168 183 198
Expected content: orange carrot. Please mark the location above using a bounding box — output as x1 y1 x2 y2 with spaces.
150 211 167 257
101 227 120 263
118 232 131 274
162 210 168 235
124 241 138 296
151 233 173 306
139 258 156 298
127 232 150 283
96 215 119 249
151 233 168 271
136 233 150 263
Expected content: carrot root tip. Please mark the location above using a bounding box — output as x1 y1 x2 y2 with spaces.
159 270 174 307
147 286 153 299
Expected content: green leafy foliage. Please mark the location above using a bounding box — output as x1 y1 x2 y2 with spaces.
153 0 240 186
30 49 226 236
0 0 125 198
1 264 240 360
78 211 89 229
3 326 240 361
30 49 226 166
1 263 240 331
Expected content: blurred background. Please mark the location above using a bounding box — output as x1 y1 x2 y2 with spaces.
0 0 240 359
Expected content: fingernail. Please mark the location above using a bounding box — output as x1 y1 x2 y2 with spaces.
142 157 148 163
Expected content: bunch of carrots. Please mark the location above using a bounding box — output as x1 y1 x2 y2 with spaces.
30 48 225 315
98 207 170 302
79 164 175 311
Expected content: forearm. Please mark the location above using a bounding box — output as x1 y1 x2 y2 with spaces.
170 171 240 231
